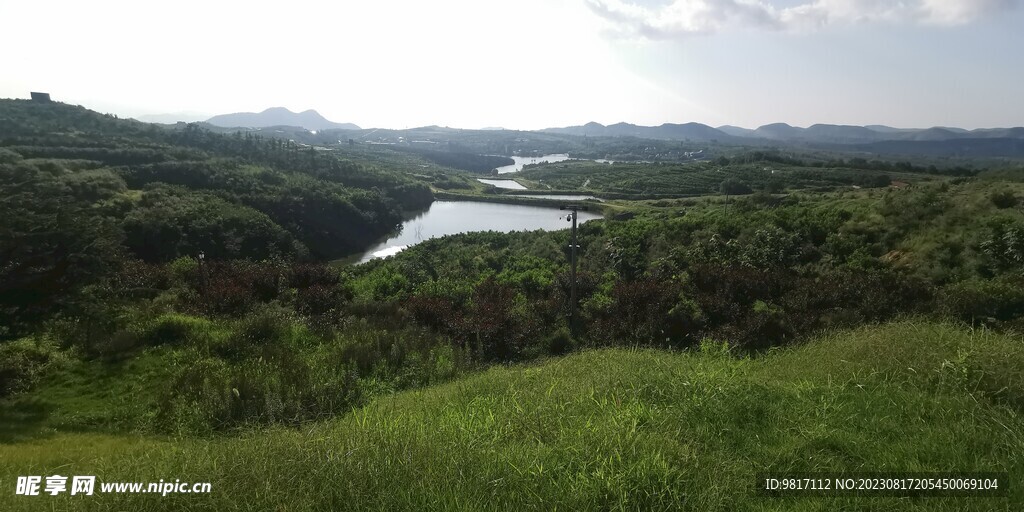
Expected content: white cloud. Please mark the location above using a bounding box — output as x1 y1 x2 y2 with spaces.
918 0 1017 24
585 0 1018 38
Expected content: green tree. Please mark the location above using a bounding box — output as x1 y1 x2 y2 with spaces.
720 178 752 196
0 162 123 338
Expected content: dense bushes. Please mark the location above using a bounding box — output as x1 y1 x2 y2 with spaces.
123 185 301 262
148 311 470 434
245 182 400 258
404 277 541 361
597 279 692 344
939 277 1024 325
8 98 1024 439
121 163 412 259
991 190 1019 209
518 159 930 196
340 183 1024 350
0 100 438 336
28 177 1022 372
0 339 66 397
385 248 933 351
981 221 1024 271
8 300 471 434
0 160 125 338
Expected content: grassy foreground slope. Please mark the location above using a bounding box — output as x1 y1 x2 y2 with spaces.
2 321 1022 511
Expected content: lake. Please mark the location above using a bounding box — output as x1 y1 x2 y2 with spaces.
495 154 572 174
352 200 603 263
477 178 527 190
508 194 602 201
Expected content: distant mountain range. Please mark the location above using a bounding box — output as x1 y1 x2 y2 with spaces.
133 106 1024 157
542 121 1024 146
205 107 360 131
542 121 727 141
743 123 1024 144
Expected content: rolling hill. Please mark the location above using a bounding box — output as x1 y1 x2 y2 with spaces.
206 107 360 131
1 321 1019 510
542 121 732 141
542 121 1024 150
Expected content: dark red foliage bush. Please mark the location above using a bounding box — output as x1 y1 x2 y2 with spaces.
589 278 687 346
288 263 339 289
405 294 464 333
194 261 283 315
110 260 170 297
296 284 345 317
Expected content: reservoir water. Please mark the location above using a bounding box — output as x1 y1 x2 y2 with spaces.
353 201 602 263
508 194 602 201
476 178 527 190
495 154 572 174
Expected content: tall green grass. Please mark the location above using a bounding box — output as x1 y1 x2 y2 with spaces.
2 321 1022 510
2 309 473 438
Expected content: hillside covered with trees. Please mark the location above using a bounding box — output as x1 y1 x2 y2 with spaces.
2 101 1024 509
0 99 432 338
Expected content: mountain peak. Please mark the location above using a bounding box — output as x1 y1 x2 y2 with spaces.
207 107 359 131
754 123 804 140
758 122 796 129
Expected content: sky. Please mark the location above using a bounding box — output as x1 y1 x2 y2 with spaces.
1 0 1022 130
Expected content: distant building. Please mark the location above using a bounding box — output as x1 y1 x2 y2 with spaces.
30 92 51 102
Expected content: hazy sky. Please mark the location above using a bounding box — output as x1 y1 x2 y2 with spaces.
2 0 1021 130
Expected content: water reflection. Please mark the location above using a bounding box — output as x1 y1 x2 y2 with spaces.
477 178 527 190
494 154 572 174
352 201 602 263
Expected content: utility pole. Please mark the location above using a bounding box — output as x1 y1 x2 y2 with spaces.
197 251 207 296
560 205 588 335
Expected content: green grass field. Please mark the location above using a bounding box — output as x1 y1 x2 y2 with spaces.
2 321 1022 510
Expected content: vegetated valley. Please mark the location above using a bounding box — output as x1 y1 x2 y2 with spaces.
2 99 1024 510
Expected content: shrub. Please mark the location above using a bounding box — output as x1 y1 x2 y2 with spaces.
140 313 215 347
168 256 199 285
0 338 65 397
156 356 232 434
990 190 1019 209
158 346 359 434
405 294 464 334
214 308 296 361
980 222 1024 271
111 260 171 297
145 315 191 346
590 278 685 346
939 278 1024 324
296 284 347 317
193 261 283 315
469 277 524 360
0 148 23 164
155 319 466 434
91 329 141 356
720 178 752 195
288 263 340 289
545 327 573 355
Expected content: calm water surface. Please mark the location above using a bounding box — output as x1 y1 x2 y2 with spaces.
477 178 527 190
353 201 602 263
495 154 572 174
508 194 602 201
